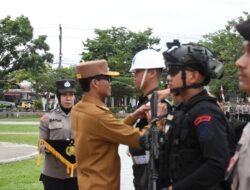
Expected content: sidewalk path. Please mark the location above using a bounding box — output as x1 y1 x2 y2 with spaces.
0 142 37 164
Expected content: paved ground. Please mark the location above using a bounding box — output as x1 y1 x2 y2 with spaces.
0 142 37 164
0 121 39 164
0 121 134 189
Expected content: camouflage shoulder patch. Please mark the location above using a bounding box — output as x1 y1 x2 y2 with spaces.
96 105 109 111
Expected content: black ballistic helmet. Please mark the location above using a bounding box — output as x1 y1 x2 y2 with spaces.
163 40 224 84
163 40 224 95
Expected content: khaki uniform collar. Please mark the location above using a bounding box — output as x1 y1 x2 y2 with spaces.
82 95 106 107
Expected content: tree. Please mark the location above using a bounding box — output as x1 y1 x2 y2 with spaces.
81 27 161 99
5 64 77 100
200 12 250 101
81 27 160 75
0 15 53 79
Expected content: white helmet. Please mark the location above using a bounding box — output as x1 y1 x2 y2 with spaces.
129 49 166 72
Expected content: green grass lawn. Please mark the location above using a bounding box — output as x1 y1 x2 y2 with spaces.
0 117 40 121
0 158 43 190
0 131 43 190
0 125 39 132
0 134 39 145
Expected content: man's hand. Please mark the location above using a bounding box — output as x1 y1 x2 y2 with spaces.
158 88 171 102
131 104 150 120
145 102 168 122
147 88 171 102
40 144 51 154
168 186 173 190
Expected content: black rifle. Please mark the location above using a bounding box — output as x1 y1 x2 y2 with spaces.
148 90 160 190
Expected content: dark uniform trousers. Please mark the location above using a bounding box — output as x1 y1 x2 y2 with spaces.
132 164 147 189
129 94 152 190
40 174 78 190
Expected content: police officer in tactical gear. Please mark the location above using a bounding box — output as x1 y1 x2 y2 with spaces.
39 79 78 190
129 49 166 190
158 40 230 190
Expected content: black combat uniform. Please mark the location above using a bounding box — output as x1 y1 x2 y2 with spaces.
160 90 230 190
129 91 153 190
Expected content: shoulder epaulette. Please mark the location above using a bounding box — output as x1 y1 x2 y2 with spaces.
96 105 109 111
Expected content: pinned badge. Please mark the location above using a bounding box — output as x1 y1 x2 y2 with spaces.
64 81 71 87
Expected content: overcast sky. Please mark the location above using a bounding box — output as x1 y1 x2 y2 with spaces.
0 0 249 67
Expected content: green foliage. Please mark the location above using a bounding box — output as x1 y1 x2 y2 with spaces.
0 15 53 79
8 66 77 96
111 76 140 98
81 27 160 98
109 107 120 113
200 12 250 98
33 99 42 111
111 81 134 97
81 27 160 75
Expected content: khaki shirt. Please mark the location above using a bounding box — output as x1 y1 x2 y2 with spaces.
232 122 250 190
71 95 145 190
39 107 77 179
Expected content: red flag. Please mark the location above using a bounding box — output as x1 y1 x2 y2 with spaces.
220 84 225 102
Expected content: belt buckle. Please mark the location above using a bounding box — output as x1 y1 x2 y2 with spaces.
132 155 149 164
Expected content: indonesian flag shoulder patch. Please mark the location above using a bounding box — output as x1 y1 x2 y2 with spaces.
194 115 211 126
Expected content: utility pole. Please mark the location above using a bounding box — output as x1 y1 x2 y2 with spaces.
58 24 62 68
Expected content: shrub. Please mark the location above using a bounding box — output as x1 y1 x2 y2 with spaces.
33 99 43 111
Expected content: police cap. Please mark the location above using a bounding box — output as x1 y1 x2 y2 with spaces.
236 19 250 41
56 79 76 93
76 59 120 79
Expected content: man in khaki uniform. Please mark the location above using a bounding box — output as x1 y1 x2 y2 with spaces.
71 60 153 190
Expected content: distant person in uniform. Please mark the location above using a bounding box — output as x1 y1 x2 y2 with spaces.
232 19 250 190
71 59 166 190
39 79 78 190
